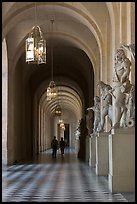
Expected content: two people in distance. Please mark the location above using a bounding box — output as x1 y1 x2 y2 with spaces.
51 136 66 158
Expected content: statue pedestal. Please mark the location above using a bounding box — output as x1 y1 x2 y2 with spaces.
86 136 89 162
95 132 109 175
108 127 135 192
89 134 96 167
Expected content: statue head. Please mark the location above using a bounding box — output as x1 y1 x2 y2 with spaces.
115 48 126 62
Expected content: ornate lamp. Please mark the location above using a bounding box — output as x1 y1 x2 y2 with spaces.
47 81 57 100
59 105 65 130
59 119 65 130
26 3 46 64
47 20 57 100
55 89 62 116
55 104 62 116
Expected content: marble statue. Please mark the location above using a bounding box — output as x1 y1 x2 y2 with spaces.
75 120 81 140
120 83 135 128
127 84 135 120
112 48 131 128
75 126 80 140
87 96 101 133
97 81 113 131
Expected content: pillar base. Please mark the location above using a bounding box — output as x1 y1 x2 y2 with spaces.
89 134 96 167
108 127 135 193
96 132 109 176
108 174 135 193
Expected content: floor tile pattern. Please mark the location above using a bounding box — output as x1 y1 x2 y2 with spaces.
2 148 134 202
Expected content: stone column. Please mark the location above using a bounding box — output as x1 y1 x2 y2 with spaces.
2 39 8 164
89 136 92 166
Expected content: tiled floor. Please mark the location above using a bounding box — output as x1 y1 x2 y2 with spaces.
2 148 135 202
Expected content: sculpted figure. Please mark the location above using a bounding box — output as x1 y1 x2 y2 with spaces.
87 96 101 133
120 83 135 127
127 84 135 120
75 126 80 140
97 81 113 131
86 110 93 135
75 120 81 139
112 48 131 128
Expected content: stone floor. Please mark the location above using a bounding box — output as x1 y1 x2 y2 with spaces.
2 147 135 202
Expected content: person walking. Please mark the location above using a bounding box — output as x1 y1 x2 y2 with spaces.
60 137 65 157
51 136 58 158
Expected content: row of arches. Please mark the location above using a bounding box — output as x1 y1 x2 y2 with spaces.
2 2 135 164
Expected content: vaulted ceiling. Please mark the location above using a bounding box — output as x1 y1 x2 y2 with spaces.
2 2 111 118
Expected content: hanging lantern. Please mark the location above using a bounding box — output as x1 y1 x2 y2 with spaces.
46 20 57 100
59 119 65 130
55 104 62 116
26 25 46 64
47 81 57 100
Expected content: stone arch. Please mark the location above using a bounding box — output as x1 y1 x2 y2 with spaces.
3 2 105 84
34 77 83 154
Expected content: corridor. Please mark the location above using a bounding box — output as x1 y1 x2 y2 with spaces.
2 148 135 202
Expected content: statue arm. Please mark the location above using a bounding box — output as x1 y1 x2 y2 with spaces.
87 107 95 111
87 106 94 110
